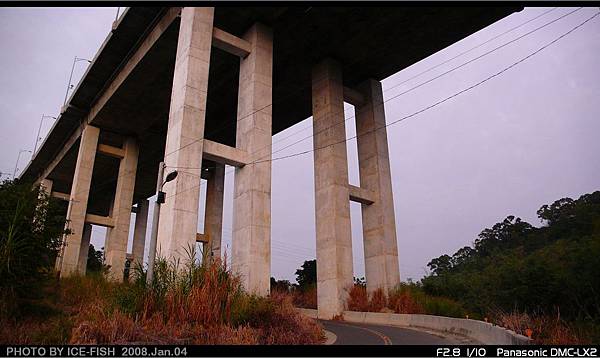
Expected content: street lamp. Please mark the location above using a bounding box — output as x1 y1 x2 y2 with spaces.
63 56 91 106
146 162 178 284
13 149 32 179
33 114 57 154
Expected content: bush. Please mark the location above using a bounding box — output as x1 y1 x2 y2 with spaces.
0 180 67 317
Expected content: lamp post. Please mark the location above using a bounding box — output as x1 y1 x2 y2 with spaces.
146 162 178 285
63 56 91 106
13 149 32 179
33 114 57 155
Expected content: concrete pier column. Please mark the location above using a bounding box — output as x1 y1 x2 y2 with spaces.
232 23 273 296
59 125 99 277
204 163 225 262
355 79 400 293
105 137 139 281
311 59 354 319
157 7 214 263
132 199 149 267
77 223 92 272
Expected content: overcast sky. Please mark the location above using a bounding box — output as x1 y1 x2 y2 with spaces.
1 7 598 283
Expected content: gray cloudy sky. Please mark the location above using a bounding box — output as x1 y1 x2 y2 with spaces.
1 7 599 283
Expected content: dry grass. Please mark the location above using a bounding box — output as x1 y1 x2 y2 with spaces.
1 257 324 345
292 285 317 309
493 310 590 344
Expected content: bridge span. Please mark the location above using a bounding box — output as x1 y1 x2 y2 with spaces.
20 6 519 319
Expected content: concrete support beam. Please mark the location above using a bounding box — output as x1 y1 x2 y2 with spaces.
204 163 225 262
97 144 125 159
89 7 181 123
51 191 70 201
312 59 354 319
105 138 139 281
195 232 208 243
39 124 84 184
203 139 249 167
232 23 273 296
132 199 149 267
77 224 92 272
85 214 114 228
212 27 252 58
355 79 400 294
59 125 99 277
157 7 214 263
343 86 366 107
348 184 376 205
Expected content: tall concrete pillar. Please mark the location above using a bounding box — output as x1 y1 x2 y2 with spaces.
204 163 225 262
77 223 92 272
105 138 139 281
132 199 149 267
157 7 214 263
312 59 354 319
232 23 273 296
355 79 400 293
59 125 99 277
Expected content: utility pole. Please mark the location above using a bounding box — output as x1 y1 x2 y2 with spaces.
33 114 57 155
13 149 32 179
146 162 177 285
63 56 91 106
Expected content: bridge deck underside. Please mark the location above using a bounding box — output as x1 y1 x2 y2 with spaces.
31 6 519 216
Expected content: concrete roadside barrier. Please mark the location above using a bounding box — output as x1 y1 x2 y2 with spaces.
297 308 531 345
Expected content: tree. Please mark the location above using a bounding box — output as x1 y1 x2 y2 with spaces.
295 259 316 290
0 180 68 316
427 254 452 275
86 244 104 273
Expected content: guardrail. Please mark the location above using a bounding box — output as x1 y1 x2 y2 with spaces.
297 308 531 345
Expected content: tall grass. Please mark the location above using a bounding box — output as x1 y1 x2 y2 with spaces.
346 283 466 317
68 248 323 344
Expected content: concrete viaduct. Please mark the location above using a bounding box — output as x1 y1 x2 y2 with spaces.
20 6 518 318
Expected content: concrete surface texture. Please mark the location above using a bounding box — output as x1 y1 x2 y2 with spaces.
157 7 214 263
232 23 274 296
355 79 401 294
204 163 225 262
58 124 99 277
312 58 355 319
132 199 149 266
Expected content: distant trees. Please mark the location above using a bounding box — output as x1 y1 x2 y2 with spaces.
422 191 600 325
295 259 317 291
86 244 104 273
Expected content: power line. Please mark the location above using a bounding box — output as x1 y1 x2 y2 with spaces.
261 10 599 165
59 8 564 206
382 7 558 92
165 9 596 201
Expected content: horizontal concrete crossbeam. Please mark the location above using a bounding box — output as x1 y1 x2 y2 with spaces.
85 214 115 228
343 86 365 107
348 184 376 205
195 232 209 243
97 144 125 159
51 191 70 201
212 27 252 58
203 139 250 167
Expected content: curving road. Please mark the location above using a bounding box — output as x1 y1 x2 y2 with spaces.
321 320 466 345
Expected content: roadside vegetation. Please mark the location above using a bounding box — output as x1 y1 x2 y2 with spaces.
341 191 600 344
0 179 323 345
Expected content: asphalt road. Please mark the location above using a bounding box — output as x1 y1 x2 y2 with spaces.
321 320 464 345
